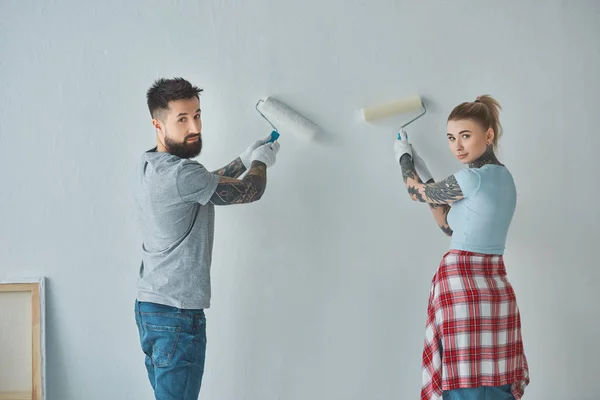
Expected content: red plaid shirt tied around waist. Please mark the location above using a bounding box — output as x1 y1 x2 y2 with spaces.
421 250 529 400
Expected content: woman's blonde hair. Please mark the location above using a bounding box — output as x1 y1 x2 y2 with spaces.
447 95 503 150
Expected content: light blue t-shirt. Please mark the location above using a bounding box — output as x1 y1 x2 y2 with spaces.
447 165 516 255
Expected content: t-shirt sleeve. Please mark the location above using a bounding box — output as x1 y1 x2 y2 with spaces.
453 168 481 198
176 160 219 205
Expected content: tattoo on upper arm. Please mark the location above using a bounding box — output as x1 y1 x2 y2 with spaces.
399 153 463 205
210 162 266 205
429 203 451 213
428 203 453 236
408 185 426 202
429 203 453 236
440 224 453 236
212 157 247 179
423 176 463 204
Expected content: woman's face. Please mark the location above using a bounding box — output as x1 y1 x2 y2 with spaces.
446 119 493 164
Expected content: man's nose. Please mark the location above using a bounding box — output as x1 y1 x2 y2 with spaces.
189 120 201 134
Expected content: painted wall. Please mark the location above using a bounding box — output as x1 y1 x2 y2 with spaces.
1 1 598 399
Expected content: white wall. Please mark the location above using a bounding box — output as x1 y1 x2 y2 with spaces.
1 1 598 399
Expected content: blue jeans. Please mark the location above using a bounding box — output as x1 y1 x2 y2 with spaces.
134 300 207 400
443 385 514 400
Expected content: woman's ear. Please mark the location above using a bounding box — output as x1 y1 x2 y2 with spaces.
486 128 495 145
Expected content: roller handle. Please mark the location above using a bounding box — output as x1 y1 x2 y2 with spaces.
267 131 280 143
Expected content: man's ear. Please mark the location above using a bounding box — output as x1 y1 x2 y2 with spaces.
152 118 165 138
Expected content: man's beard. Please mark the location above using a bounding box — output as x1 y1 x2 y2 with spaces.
164 132 202 159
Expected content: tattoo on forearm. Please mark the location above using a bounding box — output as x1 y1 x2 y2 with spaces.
399 153 463 205
210 161 266 205
400 154 421 184
212 157 247 179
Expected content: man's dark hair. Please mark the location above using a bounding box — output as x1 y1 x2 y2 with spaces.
146 77 203 121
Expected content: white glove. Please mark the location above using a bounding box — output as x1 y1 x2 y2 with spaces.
240 134 273 169
394 129 413 163
251 141 280 168
412 148 433 183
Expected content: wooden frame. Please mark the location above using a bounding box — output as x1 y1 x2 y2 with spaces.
0 278 46 400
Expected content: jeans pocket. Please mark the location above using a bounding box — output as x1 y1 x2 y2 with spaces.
143 322 182 368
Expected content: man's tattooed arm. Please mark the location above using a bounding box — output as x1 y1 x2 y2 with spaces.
210 161 266 205
399 154 464 206
211 157 247 179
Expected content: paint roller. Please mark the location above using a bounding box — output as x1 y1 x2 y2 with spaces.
361 95 427 139
255 97 320 142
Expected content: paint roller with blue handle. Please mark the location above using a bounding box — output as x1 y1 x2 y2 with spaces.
255 97 320 143
267 131 280 143
360 95 427 139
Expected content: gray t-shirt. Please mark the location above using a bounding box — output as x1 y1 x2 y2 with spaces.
134 148 220 309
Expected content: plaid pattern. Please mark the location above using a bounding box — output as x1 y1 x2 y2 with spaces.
421 250 529 400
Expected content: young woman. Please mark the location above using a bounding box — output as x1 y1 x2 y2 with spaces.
393 96 530 400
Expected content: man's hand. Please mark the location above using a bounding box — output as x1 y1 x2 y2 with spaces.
251 141 280 168
240 134 273 169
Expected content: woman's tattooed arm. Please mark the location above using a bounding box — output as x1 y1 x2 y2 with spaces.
428 201 453 236
399 154 464 205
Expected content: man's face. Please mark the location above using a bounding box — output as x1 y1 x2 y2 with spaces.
155 97 202 159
